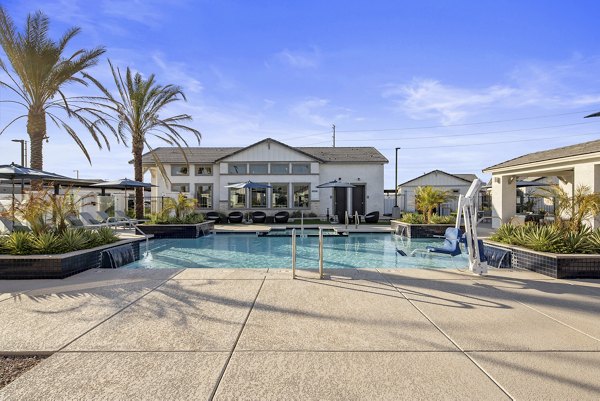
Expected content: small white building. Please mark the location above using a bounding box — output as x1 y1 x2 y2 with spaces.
483 139 600 228
397 170 479 215
140 138 388 219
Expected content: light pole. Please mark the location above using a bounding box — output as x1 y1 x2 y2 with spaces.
73 170 80 179
392 147 401 218
11 139 26 194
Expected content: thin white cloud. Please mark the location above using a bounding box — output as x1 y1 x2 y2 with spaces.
152 53 203 93
275 48 320 69
290 98 331 126
383 79 516 124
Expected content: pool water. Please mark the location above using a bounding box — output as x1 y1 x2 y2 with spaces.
126 233 468 269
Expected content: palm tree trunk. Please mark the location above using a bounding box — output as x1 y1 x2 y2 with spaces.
132 140 144 220
27 109 46 170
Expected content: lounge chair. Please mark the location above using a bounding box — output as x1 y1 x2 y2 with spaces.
205 211 221 224
115 210 141 225
96 211 130 227
0 216 30 233
80 212 119 227
274 211 289 224
364 211 379 223
252 211 267 224
228 211 244 223
67 215 102 229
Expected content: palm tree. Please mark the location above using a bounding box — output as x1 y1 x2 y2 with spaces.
0 8 116 170
415 186 452 223
88 61 201 219
541 184 600 231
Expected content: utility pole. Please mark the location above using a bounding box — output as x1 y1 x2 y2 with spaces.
392 147 401 218
73 170 80 179
332 124 336 147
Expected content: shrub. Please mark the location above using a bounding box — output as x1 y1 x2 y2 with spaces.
31 232 62 254
3 231 33 255
429 214 455 224
400 213 425 224
491 223 600 254
0 228 119 256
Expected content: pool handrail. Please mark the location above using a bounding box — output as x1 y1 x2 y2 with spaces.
318 227 324 279
291 228 297 279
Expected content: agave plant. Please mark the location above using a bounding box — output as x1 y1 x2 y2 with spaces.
589 228 600 253
3 231 32 255
31 232 62 254
560 226 595 254
59 229 89 252
521 224 562 253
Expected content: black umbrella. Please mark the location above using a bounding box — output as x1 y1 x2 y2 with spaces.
0 163 70 231
91 178 154 213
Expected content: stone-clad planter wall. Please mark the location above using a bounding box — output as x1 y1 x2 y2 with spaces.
390 220 462 238
136 221 214 238
483 239 600 279
0 239 143 280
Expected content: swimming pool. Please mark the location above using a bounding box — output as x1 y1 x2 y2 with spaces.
125 233 469 269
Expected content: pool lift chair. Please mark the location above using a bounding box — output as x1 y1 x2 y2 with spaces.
398 179 489 275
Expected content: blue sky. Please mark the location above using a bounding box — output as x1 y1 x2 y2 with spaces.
2 0 600 187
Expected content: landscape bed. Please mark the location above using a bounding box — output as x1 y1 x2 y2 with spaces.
136 221 214 238
483 239 600 279
0 238 145 279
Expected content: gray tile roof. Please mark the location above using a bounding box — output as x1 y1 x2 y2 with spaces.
484 139 600 171
140 145 388 164
453 174 478 182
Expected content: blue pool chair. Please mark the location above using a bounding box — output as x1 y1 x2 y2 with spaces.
425 227 462 257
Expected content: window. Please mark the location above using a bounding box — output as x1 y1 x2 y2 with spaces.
293 183 310 208
271 163 290 174
195 165 213 176
171 165 189 176
195 184 212 208
229 188 246 208
251 186 267 208
171 183 189 193
292 163 310 174
249 163 268 174
228 163 247 174
272 184 289 208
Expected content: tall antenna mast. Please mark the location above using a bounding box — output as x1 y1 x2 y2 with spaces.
332 124 336 147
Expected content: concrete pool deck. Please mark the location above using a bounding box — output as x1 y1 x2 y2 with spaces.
0 267 599 400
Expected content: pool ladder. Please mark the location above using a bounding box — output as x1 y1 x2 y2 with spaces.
291 227 324 280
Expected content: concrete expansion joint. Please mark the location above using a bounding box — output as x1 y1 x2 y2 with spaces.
209 276 266 400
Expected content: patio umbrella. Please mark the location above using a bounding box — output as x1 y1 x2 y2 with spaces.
224 181 273 189
0 163 70 230
317 180 355 221
225 181 272 212
91 178 154 212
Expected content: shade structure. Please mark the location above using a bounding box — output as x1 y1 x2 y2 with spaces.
316 180 355 189
224 181 273 189
91 178 154 189
91 178 154 213
0 163 70 232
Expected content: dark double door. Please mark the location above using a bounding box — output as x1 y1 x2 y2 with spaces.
334 185 365 221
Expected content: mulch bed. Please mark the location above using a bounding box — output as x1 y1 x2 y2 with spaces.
0 356 45 389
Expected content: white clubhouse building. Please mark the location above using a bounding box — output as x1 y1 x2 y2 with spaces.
141 138 388 219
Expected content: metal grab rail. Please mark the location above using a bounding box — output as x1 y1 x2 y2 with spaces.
291 228 297 279
318 227 324 279
354 210 360 229
345 211 349 229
